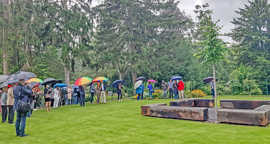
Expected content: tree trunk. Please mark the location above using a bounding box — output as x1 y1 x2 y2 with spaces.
64 65 70 85
131 71 137 95
118 70 123 80
2 0 9 74
213 64 217 108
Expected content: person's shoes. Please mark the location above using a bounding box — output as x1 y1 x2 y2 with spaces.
20 134 28 137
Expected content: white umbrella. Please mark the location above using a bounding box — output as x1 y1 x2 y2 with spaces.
134 80 143 89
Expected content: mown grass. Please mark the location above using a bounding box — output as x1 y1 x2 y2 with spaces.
1 95 270 144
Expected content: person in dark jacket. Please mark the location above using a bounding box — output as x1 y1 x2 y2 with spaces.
14 79 32 137
1 85 8 123
89 83 95 104
117 83 123 102
78 86 85 107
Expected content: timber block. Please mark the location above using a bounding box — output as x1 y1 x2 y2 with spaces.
141 104 167 116
220 100 270 109
255 105 270 122
170 99 214 108
149 106 208 121
218 109 268 126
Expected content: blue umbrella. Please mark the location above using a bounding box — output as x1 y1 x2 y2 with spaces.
53 83 67 88
171 76 182 81
112 80 123 88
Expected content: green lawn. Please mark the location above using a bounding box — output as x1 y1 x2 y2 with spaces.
1 95 270 144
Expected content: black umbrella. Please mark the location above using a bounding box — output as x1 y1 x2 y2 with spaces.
0 75 9 83
136 76 145 81
203 77 218 83
8 71 36 81
112 80 123 88
171 76 182 81
41 78 57 85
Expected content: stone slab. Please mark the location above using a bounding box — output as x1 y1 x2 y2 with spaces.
170 99 214 108
141 103 167 116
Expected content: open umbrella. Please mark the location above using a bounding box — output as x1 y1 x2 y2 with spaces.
54 83 67 88
171 76 182 81
112 80 123 88
92 77 109 83
134 80 143 89
203 77 218 84
42 78 61 85
0 75 9 83
0 82 8 89
148 79 156 83
26 78 43 84
28 82 40 89
136 76 145 81
75 77 92 86
8 71 36 81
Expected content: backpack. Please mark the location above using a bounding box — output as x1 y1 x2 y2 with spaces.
17 87 31 113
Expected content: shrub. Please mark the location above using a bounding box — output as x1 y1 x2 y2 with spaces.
190 89 207 98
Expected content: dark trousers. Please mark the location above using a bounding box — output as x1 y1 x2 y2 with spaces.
15 112 27 136
79 96 85 107
1 105 7 123
169 88 173 98
211 88 215 98
117 91 122 100
7 105 14 123
90 93 95 103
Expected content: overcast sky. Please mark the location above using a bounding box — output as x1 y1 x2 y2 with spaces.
92 0 250 42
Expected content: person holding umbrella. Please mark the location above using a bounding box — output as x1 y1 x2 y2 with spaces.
53 87 60 108
117 83 123 102
100 81 106 104
147 82 154 99
173 80 179 99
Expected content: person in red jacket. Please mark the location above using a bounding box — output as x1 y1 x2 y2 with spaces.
177 80 185 99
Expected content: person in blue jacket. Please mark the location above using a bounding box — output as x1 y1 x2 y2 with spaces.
14 78 33 137
136 84 143 101
148 82 154 99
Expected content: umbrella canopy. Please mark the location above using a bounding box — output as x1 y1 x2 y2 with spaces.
28 82 40 89
171 76 182 81
26 78 43 84
0 75 9 83
136 76 145 81
148 79 156 83
54 83 67 88
42 78 61 85
8 71 36 81
112 80 123 88
75 77 92 86
92 77 109 83
5 79 18 85
0 82 8 89
134 80 143 89
203 77 218 83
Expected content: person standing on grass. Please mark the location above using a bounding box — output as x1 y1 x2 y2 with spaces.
7 85 15 124
96 83 101 104
67 86 72 105
136 84 143 101
53 87 60 108
177 80 185 99
162 80 168 98
148 82 154 99
14 79 32 137
168 80 174 99
100 81 106 104
44 86 52 112
173 80 179 99
117 83 123 102
1 85 8 123
89 83 95 104
79 86 85 107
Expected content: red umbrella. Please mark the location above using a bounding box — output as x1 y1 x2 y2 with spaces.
148 79 156 83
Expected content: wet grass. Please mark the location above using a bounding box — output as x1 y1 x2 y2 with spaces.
0 95 270 144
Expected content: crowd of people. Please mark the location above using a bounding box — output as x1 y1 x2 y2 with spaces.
135 79 185 100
